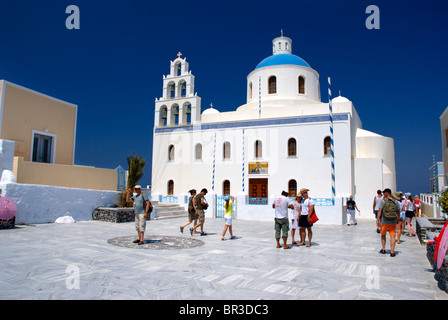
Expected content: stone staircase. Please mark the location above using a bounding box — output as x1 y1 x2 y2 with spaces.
151 201 188 220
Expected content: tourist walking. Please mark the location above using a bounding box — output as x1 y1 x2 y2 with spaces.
190 188 208 236
298 188 315 247
398 192 406 243
272 191 294 249
221 195 236 240
404 193 416 237
346 196 360 226
126 185 152 245
373 190 383 233
291 195 303 245
414 195 421 217
180 189 197 234
377 188 401 257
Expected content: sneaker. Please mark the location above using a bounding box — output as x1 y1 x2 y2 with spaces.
230 236 236 240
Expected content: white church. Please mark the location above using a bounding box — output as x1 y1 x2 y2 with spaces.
151 34 396 224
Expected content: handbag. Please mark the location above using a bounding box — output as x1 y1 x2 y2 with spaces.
309 209 319 225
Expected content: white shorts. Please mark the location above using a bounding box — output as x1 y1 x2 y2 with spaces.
291 219 299 229
224 215 233 226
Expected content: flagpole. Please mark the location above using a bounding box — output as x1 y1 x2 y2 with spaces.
328 77 335 198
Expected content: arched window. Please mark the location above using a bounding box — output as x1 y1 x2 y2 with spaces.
249 82 253 99
180 81 186 97
168 180 174 195
288 138 297 157
324 136 331 156
288 180 297 197
169 83 175 99
223 180 230 195
298 76 305 94
268 76 277 94
255 140 262 158
168 145 175 161
176 63 181 76
183 102 191 125
223 142 231 159
195 143 202 160
171 105 179 125
159 106 167 126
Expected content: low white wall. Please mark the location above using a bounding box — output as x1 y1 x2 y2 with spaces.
0 182 120 224
210 194 345 225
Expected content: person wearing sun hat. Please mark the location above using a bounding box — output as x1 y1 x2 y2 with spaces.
126 185 152 245
298 188 314 247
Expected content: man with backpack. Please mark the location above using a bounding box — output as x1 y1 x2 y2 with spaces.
126 185 152 245
377 188 401 257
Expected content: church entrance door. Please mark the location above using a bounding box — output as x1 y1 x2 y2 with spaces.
248 178 268 205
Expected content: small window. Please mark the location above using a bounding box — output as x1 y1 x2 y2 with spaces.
255 140 262 158
195 143 202 160
176 63 181 76
223 180 230 195
249 82 253 99
324 136 331 156
223 142 231 159
32 133 54 163
288 138 297 157
298 76 305 94
168 180 174 195
445 129 448 148
168 145 175 161
268 76 277 94
288 180 297 198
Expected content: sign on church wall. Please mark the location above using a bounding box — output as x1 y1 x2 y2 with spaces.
248 162 268 174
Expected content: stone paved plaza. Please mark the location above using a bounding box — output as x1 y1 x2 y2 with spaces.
0 216 447 300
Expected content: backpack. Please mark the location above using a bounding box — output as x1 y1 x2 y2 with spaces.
141 194 153 213
382 198 397 220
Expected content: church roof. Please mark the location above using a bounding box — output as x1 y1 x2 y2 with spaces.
255 53 311 69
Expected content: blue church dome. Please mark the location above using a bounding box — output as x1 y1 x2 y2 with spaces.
256 53 311 69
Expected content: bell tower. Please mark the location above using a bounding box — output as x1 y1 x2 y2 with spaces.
154 52 202 127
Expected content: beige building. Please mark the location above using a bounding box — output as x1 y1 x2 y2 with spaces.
0 80 117 191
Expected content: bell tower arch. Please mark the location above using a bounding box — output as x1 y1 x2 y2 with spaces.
155 52 202 127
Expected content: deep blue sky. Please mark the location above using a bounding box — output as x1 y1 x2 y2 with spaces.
1 0 447 196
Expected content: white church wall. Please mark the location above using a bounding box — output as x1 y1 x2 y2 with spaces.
232 194 344 224
247 65 320 103
152 115 354 203
354 157 383 220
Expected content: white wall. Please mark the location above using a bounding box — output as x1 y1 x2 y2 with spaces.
0 182 120 224
152 116 353 200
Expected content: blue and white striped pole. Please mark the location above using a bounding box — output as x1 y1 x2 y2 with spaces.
328 77 336 198
212 132 216 192
242 129 245 193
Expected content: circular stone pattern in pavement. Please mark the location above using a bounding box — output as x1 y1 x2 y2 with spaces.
107 235 205 250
